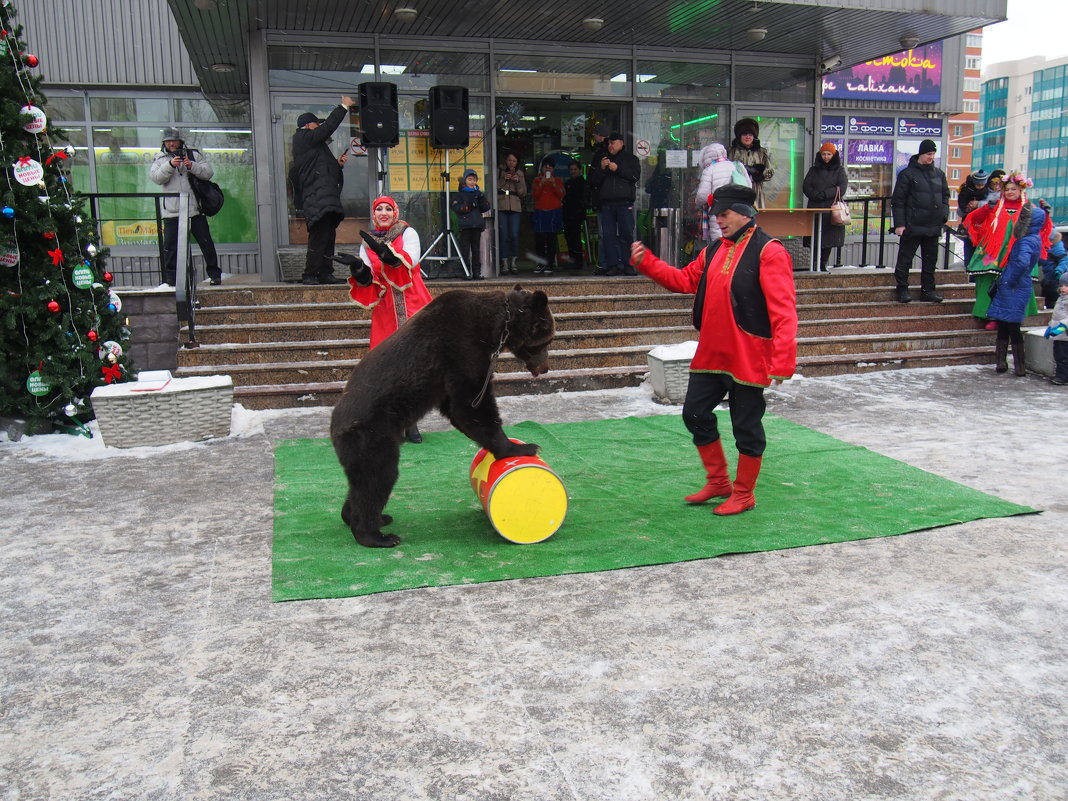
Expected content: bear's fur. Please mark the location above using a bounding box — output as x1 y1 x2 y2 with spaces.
331 285 555 548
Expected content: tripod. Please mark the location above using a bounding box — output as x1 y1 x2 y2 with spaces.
419 148 470 279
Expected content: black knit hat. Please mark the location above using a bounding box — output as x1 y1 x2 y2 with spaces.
918 139 937 155
734 118 759 138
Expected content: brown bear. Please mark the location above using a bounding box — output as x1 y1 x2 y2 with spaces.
331 285 555 548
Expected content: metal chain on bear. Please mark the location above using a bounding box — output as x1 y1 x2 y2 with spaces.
472 302 511 407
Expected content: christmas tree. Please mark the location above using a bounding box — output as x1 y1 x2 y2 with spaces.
0 0 134 436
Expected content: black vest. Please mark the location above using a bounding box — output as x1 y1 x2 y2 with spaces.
692 225 774 338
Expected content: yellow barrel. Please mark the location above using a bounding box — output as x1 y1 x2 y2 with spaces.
468 441 568 543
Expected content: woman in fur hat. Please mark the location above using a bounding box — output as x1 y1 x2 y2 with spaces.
802 142 849 270
728 118 774 207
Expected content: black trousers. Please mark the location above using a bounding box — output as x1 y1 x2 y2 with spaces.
162 214 219 285
894 232 939 293
303 216 339 280
682 372 768 457
1054 340 1068 381
458 227 482 273
563 214 585 265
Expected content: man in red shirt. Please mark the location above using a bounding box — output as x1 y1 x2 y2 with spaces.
630 184 797 515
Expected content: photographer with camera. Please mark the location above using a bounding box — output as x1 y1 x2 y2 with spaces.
149 127 221 287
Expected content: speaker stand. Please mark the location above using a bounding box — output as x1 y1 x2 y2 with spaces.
418 148 471 280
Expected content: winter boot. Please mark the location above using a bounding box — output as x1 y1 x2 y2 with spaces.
684 440 733 503
1011 342 1026 376
499 259 509 277
995 339 1009 373
509 257 519 275
714 454 762 516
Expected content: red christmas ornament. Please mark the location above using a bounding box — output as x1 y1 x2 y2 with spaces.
87 330 99 342
24 54 39 68
47 300 60 313
42 231 55 240
103 272 113 283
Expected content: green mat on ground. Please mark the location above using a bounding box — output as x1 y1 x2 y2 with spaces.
272 415 1035 601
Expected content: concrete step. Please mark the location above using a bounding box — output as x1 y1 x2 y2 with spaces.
231 365 650 410
796 345 997 377
195 269 979 310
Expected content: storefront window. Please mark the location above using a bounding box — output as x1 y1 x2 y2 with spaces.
378 50 489 92
495 53 631 97
88 97 169 122
734 65 813 105
175 98 250 124
636 61 729 101
91 126 256 247
388 96 490 263
268 45 374 91
44 93 86 122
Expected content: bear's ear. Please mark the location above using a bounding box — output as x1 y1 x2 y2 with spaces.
530 290 549 312
512 283 524 293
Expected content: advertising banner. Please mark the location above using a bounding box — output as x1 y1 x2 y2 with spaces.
847 139 894 164
897 117 944 138
822 42 943 103
848 116 895 136
820 116 845 137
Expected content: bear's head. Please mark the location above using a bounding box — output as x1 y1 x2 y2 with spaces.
505 285 554 377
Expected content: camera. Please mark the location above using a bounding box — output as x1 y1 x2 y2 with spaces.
173 146 187 160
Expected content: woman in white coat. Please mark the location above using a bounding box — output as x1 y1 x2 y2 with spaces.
694 142 752 244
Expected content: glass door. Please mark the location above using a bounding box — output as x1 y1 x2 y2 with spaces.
272 94 372 247
493 97 626 273
730 110 811 209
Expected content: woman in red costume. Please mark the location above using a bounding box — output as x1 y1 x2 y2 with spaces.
629 184 797 516
333 195 433 441
965 172 1050 325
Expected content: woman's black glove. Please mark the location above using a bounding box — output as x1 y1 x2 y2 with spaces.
359 230 402 266
330 252 372 286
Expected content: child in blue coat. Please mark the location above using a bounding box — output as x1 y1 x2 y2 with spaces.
451 168 491 279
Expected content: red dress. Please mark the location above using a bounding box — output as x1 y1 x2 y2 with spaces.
348 226 433 348
635 227 797 386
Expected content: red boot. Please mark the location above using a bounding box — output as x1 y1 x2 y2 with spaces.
684 440 733 503
714 454 762 516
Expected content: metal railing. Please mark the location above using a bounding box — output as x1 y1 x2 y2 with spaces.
84 191 198 345
846 195 962 270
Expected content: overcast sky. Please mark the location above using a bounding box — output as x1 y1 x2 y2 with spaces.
981 0 1068 70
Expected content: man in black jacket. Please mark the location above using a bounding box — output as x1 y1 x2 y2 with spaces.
291 95 353 285
589 132 641 276
891 139 949 303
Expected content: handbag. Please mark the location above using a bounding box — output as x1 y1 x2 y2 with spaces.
188 172 225 216
830 188 850 226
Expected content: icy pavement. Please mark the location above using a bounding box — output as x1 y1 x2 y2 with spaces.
1 365 1066 800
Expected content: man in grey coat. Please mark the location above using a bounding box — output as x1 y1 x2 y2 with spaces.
291 96 353 285
149 128 221 287
891 138 949 303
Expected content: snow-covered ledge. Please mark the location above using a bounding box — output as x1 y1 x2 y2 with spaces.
1024 327 1054 377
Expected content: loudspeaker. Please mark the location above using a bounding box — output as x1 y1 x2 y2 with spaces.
359 82 399 147
429 85 469 148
